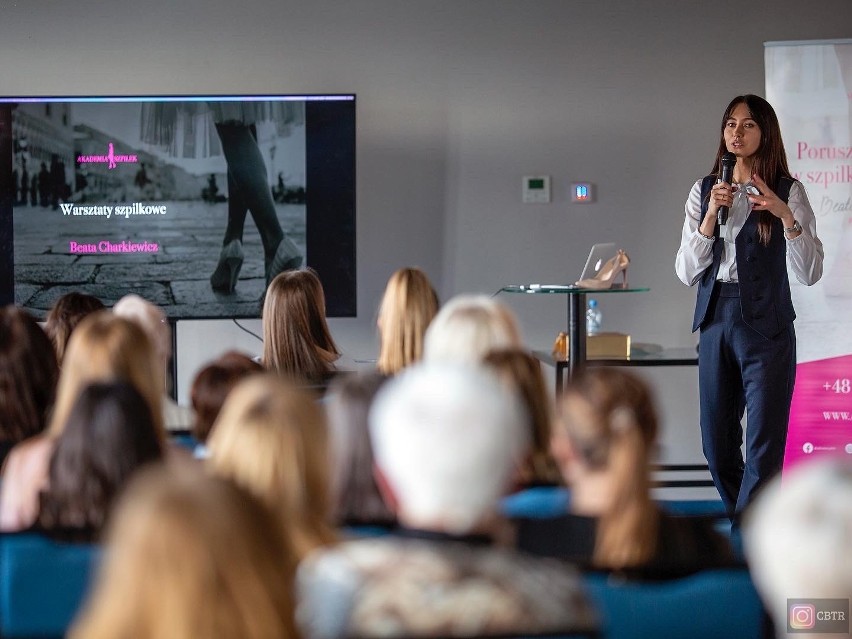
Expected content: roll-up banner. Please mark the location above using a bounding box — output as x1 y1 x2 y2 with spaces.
765 39 852 469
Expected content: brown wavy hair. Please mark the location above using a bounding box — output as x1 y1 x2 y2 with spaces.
189 351 263 443
483 348 561 487
44 292 105 364
558 368 660 568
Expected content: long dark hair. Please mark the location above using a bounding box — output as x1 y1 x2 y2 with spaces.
711 95 792 246
325 371 396 527
262 269 340 385
0 306 59 449
38 381 164 541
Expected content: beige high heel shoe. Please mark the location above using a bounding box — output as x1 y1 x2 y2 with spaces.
576 249 629 289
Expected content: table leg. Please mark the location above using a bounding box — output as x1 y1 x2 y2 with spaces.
567 292 587 383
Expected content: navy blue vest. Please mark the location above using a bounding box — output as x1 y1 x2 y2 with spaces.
691 175 795 339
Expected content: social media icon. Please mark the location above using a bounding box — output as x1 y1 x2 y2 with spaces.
790 604 815 629
803 442 814 454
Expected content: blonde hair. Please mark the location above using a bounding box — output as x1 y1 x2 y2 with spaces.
262 269 340 384
207 374 336 559
69 464 297 639
557 368 659 569
423 294 522 365
376 267 439 375
112 294 171 365
49 312 165 443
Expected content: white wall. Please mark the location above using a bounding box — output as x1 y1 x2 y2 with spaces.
3 0 847 463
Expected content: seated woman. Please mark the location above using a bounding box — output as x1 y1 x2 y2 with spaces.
36 382 164 542
189 350 263 458
325 371 396 530
43 292 105 365
0 306 59 468
483 348 562 488
376 267 439 376
423 294 522 365
113 294 194 431
69 465 297 639
207 374 336 560
262 269 340 387
1 312 166 532
515 367 734 578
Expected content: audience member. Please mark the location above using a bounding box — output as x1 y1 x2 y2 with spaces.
483 348 562 487
1 312 165 531
37 382 164 542
69 465 298 639
296 363 597 639
207 374 336 560
262 269 340 387
517 367 733 577
189 350 263 456
376 267 439 376
325 371 396 529
112 294 194 430
423 294 521 365
43 292 105 365
744 458 852 638
0 306 58 467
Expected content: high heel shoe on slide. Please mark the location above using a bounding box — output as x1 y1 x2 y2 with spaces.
210 239 244 293
265 235 303 285
576 249 630 289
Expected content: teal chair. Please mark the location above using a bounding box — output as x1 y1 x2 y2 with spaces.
500 486 570 519
0 533 101 638
583 568 765 639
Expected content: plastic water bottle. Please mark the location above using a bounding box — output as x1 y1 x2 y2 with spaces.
586 298 602 335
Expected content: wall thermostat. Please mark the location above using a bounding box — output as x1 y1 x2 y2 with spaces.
571 182 595 203
522 175 551 204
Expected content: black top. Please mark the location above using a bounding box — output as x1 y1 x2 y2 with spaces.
514 510 737 580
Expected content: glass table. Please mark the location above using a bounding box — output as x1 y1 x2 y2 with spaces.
499 285 653 384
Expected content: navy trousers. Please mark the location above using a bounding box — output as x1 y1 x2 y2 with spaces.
698 282 796 519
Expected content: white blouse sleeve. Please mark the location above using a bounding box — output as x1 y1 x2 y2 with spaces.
785 181 824 286
675 179 716 286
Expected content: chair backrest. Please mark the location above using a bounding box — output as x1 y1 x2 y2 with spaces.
582 568 764 639
657 499 727 518
0 533 101 638
500 486 570 519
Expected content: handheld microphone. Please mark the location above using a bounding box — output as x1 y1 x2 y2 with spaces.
717 152 736 226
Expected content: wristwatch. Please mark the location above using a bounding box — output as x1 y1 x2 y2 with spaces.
784 220 802 237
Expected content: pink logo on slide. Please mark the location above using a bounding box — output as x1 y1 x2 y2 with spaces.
77 142 138 169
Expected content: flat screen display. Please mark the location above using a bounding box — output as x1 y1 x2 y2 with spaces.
0 94 356 319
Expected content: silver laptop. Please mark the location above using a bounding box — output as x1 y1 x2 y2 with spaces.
577 242 616 283
515 242 616 290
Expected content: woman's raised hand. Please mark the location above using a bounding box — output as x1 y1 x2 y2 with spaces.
748 174 793 223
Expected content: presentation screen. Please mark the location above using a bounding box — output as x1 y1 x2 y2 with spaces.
0 94 356 319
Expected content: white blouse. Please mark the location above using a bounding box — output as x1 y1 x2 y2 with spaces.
675 179 824 287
